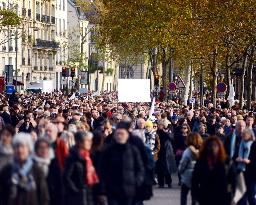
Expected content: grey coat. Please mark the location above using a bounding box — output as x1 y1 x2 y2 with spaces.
178 147 198 188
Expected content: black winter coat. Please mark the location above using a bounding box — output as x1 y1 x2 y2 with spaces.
191 160 236 205
63 147 94 205
0 163 49 205
47 158 64 205
157 130 177 175
99 143 144 199
1 112 12 125
245 141 256 182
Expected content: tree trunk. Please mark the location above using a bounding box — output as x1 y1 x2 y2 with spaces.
161 48 167 101
212 49 217 108
246 45 255 109
240 52 248 108
225 53 231 95
189 61 193 100
183 65 191 106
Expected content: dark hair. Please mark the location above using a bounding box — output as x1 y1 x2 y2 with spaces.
34 138 50 153
116 121 132 131
91 130 105 153
0 125 15 137
199 136 227 163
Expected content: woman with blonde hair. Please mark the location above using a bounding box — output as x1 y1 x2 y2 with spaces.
179 132 203 205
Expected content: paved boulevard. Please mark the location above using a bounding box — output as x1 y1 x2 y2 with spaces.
145 176 190 205
145 186 180 205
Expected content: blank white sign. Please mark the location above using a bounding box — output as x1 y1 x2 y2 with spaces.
118 79 151 102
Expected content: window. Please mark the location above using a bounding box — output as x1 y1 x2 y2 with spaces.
59 0 61 10
23 0 25 8
36 2 40 13
63 0 65 10
2 57 5 71
59 19 61 34
63 19 65 35
9 57 12 65
34 53 38 66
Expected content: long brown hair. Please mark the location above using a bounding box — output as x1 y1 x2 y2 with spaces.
199 136 227 163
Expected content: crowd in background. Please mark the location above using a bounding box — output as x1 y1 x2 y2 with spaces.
0 91 255 205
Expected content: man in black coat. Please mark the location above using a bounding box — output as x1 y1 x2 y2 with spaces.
99 122 145 205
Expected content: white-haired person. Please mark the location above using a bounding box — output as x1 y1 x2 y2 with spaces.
0 132 49 205
43 123 68 205
63 131 98 205
236 129 255 205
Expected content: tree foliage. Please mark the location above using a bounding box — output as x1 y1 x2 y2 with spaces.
0 9 20 27
77 0 256 105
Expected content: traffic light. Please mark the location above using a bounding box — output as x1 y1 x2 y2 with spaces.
62 67 69 77
71 67 76 78
154 74 159 86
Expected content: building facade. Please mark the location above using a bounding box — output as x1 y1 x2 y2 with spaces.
0 0 60 90
55 0 68 90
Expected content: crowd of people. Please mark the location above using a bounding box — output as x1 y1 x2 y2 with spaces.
0 91 255 205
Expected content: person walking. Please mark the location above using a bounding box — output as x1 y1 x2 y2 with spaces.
179 133 203 205
0 125 15 171
144 121 160 161
63 131 98 205
99 122 144 205
157 120 176 188
0 133 49 205
192 136 236 205
225 120 246 160
245 136 256 205
236 129 255 205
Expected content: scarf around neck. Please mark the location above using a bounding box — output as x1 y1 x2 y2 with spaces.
33 155 51 176
11 157 36 194
79 150 99 186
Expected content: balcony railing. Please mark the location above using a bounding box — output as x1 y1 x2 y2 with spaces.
9 46 13 51
22 8 26 17
44 66 48 71
51 16 55 24
28 58 31 66
49 66 53 71
28 9 31 18
22 58 25 65
2 46 6 51
36 13 40 21
34 66 38 70
40 66 43 71
33 38 60 49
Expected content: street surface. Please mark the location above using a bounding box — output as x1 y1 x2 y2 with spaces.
145 187 180 205
145 176 188 205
